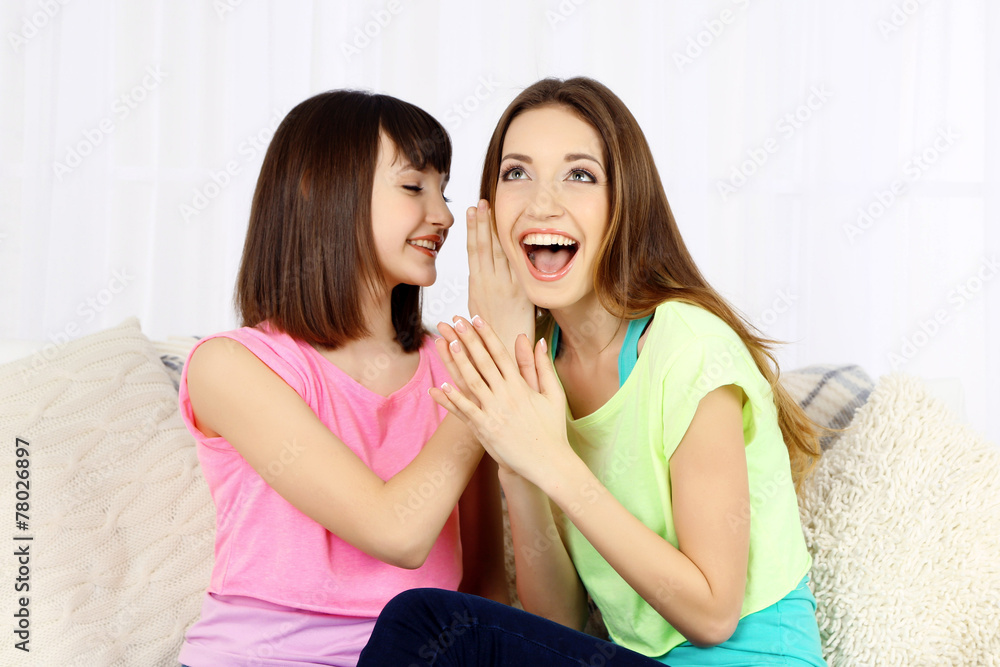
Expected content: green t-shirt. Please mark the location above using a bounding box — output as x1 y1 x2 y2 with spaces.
558 301 812 657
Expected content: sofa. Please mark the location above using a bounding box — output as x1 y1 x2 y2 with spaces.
1 317 997 666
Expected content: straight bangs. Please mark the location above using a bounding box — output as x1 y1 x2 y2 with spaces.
378 97 451 176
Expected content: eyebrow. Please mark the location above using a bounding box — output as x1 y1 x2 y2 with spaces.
565 153 602 165
500 152 604 168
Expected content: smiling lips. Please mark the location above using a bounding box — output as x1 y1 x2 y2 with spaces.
520 230 579 281
407 235 443 258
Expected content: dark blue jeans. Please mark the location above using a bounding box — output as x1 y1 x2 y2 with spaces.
357 588 666 666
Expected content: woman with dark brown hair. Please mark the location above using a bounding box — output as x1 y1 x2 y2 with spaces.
358 78 825 666
176 90 507 666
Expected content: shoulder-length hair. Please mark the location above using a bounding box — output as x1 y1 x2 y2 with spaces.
236 89 451 353
479 77 820 486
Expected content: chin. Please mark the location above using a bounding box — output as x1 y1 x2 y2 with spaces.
411 275 436 288
520 280 581 312
391 271 436 289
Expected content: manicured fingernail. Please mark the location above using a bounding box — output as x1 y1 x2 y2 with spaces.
471 315 484 328
441 382 453 393
478 199 487 212
467 207 476 220
539 337 547 352
454 319 467 333
450 340 461 353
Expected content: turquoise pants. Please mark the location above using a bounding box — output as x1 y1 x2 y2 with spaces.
656 576 826 666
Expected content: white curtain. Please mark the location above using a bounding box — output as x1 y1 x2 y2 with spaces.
3 0 997 444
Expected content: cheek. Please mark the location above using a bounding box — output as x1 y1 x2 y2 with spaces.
583 194 611 243
492 196 517 245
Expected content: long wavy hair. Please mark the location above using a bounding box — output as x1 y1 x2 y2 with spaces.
479 77 820 486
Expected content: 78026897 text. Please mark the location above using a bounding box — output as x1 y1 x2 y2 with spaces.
13 437 32 653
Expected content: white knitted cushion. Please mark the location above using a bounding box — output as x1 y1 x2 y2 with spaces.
0 318 213 666
799 374 1000 666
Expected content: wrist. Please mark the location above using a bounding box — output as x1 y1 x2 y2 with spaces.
541 454 602 519
498 467 539 497
526 440 584 494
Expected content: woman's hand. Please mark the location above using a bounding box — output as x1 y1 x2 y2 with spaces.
429 315 572 487
466 200 534 357
433 319 538 478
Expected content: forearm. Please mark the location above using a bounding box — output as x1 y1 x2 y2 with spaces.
501 470 588 629
377 414 484 567
541 456 741 645
457 456 510 603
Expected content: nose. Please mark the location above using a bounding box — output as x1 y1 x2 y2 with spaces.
525 182 563 220
428 196 455 230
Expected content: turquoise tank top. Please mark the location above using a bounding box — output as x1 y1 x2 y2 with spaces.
550 314 653 388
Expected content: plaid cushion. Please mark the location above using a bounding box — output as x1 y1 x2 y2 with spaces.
782 364 875 450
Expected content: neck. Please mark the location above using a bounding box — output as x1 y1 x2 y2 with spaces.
549 293 625 361
317 285 404 358
360 287 398 345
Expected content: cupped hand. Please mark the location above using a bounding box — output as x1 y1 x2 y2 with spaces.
429 315 573 487
466 200 535 356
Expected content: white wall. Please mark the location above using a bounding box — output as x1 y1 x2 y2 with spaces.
2 0 997 444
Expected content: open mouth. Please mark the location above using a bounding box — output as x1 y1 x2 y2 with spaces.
520 232 579 280
407 236 442 258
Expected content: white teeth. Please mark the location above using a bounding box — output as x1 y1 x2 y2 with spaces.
408 239 437 250
522 233 577 246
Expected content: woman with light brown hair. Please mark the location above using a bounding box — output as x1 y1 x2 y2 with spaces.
359 77 825 666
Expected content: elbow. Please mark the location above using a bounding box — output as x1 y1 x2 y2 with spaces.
386 553 427 570
380 535 434 570
684 611 740 648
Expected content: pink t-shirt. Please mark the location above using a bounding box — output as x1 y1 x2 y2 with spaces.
177 323 463 663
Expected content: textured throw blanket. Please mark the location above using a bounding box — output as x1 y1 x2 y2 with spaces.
798 374 1000 666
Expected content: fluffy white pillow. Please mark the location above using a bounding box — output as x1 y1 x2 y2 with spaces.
0 318 213 666
799 374 1000 666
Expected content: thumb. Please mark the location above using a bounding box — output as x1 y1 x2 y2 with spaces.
535 337 562 398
